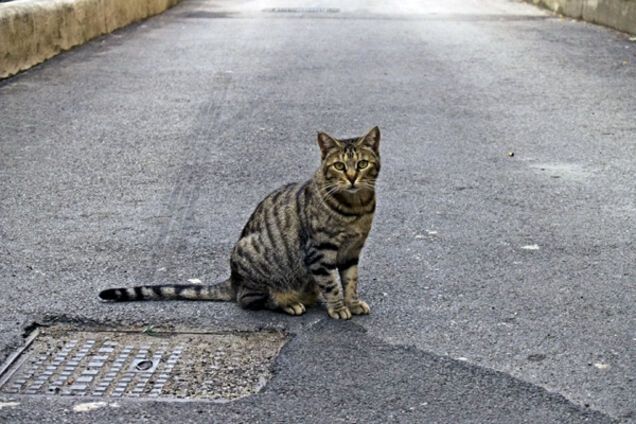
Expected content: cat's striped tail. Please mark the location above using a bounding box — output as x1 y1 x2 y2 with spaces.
98 279 235 302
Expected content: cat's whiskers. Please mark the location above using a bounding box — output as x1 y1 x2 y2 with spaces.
353 179 376 192
319 183 340 200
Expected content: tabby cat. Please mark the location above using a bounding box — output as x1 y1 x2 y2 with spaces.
99 127 381 319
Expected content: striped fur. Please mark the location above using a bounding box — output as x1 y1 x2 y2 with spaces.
99 280 234 302
99 127 381 320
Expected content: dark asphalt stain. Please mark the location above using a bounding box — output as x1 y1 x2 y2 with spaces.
527 353 548 362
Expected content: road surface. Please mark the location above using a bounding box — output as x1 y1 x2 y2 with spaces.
0 0 634 422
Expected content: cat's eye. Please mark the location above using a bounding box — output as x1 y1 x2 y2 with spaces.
333 162 346 171
357 160 369 170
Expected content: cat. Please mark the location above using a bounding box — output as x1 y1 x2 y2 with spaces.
99 127 381 319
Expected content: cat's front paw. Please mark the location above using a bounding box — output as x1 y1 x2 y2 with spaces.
327 305 352 320
347 300 370 315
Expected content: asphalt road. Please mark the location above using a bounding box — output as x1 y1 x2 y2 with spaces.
1 0 634 422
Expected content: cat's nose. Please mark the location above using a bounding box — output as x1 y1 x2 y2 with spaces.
347 175 356 185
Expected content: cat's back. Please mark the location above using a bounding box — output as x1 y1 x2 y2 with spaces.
238 181 307 237
232 181 310 283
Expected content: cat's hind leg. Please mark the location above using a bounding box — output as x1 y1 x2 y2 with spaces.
236 285 307 316
271 291 307 316
236 286 270 310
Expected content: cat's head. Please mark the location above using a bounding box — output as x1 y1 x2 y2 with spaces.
316 127 381 195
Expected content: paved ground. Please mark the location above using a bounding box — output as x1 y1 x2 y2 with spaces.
0 0 634 422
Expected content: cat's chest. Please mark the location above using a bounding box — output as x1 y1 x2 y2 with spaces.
328 214 373 243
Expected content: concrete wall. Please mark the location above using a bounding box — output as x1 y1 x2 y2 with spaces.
528 0 636 34
0 0 182 79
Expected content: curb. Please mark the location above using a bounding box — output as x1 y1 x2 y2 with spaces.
527 0 636 35
0 0 182 79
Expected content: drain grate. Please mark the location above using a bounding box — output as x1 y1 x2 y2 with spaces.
0 327 286 400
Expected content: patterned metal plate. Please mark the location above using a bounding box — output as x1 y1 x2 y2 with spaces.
0 328 286 400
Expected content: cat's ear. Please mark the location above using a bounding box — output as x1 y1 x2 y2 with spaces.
358 126 381 153
317 132 341 159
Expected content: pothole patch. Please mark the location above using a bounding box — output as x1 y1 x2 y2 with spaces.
0 327 286 401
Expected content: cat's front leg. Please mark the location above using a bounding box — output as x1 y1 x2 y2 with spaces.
306 243 351 320
338 257 370 315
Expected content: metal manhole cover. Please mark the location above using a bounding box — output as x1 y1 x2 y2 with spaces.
0 327 286 401
263 7 340 13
